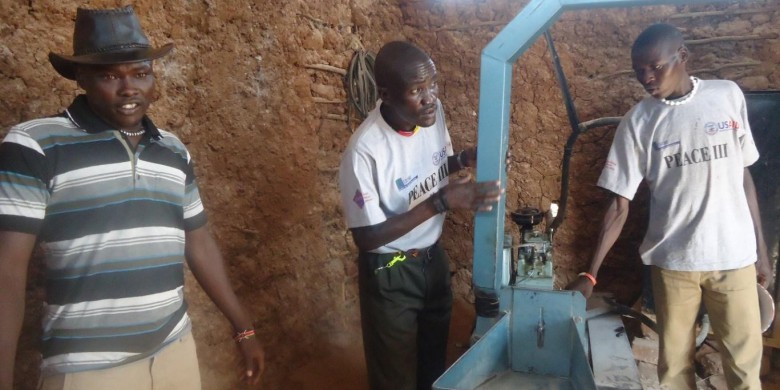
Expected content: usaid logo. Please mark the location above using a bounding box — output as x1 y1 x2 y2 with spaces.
432 147 447 165
395 175 418 191
704 119 739 135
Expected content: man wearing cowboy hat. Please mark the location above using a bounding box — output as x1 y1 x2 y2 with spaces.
0 6 264 389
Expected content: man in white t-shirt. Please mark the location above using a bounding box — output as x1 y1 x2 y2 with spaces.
567 24 771 389
339 41 502 390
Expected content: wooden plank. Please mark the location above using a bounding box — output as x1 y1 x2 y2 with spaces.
588 314 643 390
764 336 780 349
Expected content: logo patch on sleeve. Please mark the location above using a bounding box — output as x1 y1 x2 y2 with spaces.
353 190 372 208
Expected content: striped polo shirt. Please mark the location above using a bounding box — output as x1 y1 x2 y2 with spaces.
0 95 207 376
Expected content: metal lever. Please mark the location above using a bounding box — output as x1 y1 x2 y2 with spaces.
536 307 545 348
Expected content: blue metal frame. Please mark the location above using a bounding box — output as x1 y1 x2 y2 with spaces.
472 0 732 335
434 288 592 389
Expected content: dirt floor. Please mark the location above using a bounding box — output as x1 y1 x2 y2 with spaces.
2 0 779 389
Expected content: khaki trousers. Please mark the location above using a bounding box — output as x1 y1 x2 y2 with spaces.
39 332 201 390
651 265 762 390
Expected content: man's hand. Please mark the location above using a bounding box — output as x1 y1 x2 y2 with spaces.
756 255 773 288
185 226 266 386
743 169 771 288
565 275 595 299
237 337 265 385
442 175 502 212
457 147 512 173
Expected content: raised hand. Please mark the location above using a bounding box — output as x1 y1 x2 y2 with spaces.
442 174 502 212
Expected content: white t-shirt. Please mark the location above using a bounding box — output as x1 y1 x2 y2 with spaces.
598 79 759 271
339 100 453 253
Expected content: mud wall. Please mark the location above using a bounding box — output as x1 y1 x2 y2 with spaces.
2 0 778 388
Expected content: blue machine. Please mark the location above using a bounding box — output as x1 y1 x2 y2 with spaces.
434 1 732 389
435 289 593 389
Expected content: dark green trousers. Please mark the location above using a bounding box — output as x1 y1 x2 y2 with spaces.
358 243 452 390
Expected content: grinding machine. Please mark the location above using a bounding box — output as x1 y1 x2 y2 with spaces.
431 0 777 389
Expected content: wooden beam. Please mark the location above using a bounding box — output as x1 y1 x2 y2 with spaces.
303 64 347 76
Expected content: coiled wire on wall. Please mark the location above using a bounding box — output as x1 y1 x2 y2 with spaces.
346 50 377 124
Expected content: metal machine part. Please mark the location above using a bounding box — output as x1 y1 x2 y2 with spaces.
759 283 776 333
469 0 735 339
510 206 556 289
434 290 594 390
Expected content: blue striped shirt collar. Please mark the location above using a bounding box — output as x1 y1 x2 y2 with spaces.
63 95 163 140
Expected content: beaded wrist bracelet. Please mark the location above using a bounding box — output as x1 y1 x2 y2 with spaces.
233 329 256 343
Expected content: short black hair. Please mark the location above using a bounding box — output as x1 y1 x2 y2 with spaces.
374 41 431 90
632 23 685 56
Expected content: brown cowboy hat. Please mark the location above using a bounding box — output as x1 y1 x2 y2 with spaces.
49 6 173 80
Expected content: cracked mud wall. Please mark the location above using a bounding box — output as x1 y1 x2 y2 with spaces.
2 0 778 388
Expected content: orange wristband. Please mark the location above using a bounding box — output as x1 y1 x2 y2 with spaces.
233 329 256 343
578 272 597 286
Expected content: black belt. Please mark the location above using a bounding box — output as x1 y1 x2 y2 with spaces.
372 243 437 274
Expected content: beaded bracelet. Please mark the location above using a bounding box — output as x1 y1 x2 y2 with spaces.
578 272 597 286
233 329 256 343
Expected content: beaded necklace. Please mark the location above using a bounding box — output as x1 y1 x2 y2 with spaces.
660 76 699 106
120 129 146 137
